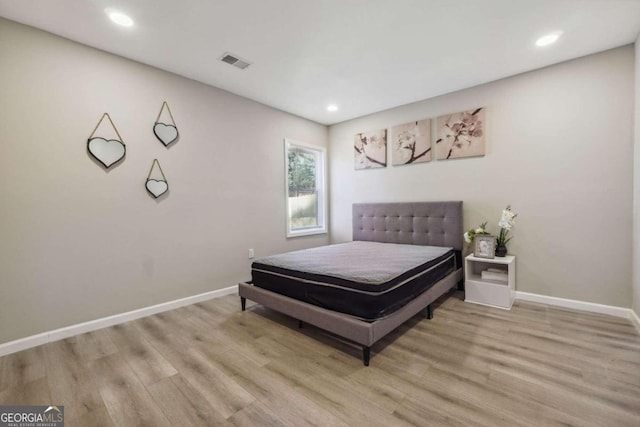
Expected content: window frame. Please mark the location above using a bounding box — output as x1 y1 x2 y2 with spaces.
284 138 328 238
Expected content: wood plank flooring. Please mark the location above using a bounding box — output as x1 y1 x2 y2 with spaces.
1 291 639 426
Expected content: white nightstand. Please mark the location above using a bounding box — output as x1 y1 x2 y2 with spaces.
464 254 516 309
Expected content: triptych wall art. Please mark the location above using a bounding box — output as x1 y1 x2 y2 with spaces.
436 108 485 160
354 130 387 169
390 118 431 166
354 107 485 170
87 101 178 199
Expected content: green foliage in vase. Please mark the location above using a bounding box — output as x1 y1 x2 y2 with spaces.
463 221 489 243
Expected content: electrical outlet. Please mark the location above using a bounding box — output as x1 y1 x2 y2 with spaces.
248 248 254 259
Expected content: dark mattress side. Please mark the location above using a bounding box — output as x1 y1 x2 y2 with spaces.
251 249 459 321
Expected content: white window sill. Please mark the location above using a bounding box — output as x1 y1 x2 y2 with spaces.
286 228 328 238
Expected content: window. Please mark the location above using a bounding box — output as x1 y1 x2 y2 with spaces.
285 139 327 237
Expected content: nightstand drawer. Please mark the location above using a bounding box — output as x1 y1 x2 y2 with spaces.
465 279 513 309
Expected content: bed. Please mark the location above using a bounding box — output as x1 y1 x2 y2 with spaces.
238 201 463 366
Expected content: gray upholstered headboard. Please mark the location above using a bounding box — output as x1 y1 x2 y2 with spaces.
353 201 463 251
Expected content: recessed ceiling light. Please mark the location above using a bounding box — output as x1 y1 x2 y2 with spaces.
326 104 338 112
535 32 562 47
105 9 134 27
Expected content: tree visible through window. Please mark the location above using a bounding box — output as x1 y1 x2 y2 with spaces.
285 139 326 237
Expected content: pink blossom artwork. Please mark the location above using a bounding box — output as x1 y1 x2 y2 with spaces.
391 119 431 166
354 129 387 169
436 108 485 160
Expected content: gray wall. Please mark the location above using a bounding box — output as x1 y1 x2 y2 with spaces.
634 35 640 317
329 46 635 308
0 18 328 344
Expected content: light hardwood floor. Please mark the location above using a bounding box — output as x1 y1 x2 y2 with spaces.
1 291 639 426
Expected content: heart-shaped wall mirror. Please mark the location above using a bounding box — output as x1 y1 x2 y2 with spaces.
87 113 126 169
154 101 179 146
146 179 168 198
146 158 169 198
88 137 126 168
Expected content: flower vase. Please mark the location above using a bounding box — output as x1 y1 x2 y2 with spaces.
495 244 507 257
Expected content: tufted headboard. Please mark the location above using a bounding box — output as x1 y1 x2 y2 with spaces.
353 201 463 251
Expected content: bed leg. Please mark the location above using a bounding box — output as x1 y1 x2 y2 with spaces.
240 297 246 311
362 346 370 366
426 304 433 320
298 320 303 329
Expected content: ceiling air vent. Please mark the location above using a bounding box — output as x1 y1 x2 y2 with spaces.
219 52 251 70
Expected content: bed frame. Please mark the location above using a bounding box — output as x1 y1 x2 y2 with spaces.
238 201 463 366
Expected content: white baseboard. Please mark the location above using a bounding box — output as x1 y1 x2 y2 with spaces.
516 291 640 332
630 309 640 331
0 285 239 357
3 286 635 358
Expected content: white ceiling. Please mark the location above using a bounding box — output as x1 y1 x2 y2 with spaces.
1 0 639 125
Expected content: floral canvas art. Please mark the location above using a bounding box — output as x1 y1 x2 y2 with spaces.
390 119 431 166
354 129 387 169
436 108 485 160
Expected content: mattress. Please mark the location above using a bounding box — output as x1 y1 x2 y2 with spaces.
251 241 458 320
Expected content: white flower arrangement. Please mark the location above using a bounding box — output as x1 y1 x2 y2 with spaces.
464 207 518 252
497 206 518 247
